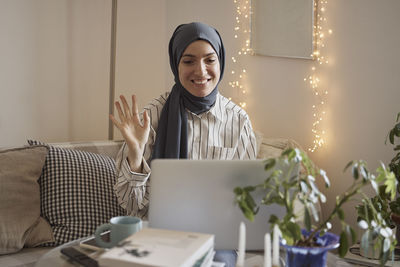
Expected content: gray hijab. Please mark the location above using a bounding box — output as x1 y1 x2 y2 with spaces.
151 22 225 160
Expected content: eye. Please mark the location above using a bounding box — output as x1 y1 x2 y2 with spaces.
182 59 194 65
206 57 217 64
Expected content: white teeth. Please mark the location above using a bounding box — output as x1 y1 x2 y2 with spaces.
193 80 208 85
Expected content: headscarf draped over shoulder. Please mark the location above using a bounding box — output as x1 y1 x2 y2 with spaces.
151 22 225 160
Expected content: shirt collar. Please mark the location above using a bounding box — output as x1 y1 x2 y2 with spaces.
207 93 224 121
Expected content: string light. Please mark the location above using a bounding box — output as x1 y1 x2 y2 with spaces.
230 0 251 109
231 0 331 150
307 0 332 152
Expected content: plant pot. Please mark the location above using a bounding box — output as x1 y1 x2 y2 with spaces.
359 241 380 260
280 230 340 267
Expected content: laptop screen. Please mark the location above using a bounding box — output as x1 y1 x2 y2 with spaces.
148 159 298 250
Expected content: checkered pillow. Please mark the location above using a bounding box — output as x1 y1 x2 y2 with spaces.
28 140 125 246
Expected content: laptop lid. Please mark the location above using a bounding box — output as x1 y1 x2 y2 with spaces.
148 159 293 250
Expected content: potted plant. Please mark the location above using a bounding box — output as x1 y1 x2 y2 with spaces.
234 148 397 267
347 111 400 263
355 175 397 264
386 112 400 238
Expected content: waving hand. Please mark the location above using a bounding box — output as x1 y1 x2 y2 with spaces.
109 95 150 172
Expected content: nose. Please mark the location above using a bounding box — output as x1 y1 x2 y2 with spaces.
194 61 207 76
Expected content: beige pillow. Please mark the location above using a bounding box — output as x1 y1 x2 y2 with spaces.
257 137 305 159
0 146 54 255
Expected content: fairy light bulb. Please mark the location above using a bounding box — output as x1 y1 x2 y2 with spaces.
308 0 331 152
229 0 251 110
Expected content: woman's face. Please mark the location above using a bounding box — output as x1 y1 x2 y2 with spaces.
178 40 220 97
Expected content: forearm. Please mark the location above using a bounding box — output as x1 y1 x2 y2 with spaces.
127 150 144 173
114 143 151 217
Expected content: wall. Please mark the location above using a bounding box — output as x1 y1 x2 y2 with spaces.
67 0 112 141
113 0 166 140
315 0 400 235
0 0 111 146
0 0 70 146
165 0 400 236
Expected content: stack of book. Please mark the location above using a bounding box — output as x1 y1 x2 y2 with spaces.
98 228 220 267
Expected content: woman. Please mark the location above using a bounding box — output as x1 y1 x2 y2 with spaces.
110 22 257 218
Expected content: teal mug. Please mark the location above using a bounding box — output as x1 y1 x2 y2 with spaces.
95 216 142 248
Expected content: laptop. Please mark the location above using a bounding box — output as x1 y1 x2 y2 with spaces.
148 159 296 250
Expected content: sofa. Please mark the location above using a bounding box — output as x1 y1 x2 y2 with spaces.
0 132 304 267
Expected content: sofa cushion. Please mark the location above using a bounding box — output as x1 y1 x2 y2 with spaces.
27 140 125 246
257 137 304 159
49 140 124 160
0 146 54 255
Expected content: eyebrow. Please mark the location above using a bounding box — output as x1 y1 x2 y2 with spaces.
181 52 216 58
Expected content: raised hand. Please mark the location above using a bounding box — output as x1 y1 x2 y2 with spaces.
109 95 150 172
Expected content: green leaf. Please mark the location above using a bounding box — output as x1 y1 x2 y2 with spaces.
346 225 357 244
286 222 302 243
355 203 366 220
339 231 349 257
236 189 259 222
264 158 276 171
343 161 354 172
352 165 359 180
281 148 295 157
243 208 255 221
304 208 311 231
233 187 243 195
338 208 345 220
390 129 395 144
395 122 400 136
282 213 293 224
237 200 254 221
270 170 283 180
245 193 258 213
384 171 397 200
244 186 256 192
360 166 369 180
268 215 279 225
280 227 294 246
263 195 285 206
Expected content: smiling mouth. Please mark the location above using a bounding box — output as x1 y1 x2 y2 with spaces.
192 79 211 85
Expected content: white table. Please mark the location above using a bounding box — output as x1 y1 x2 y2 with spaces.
35 239 357 267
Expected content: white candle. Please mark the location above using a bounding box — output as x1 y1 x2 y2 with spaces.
272 225 280 267
264 233 271 267
236 222 246 267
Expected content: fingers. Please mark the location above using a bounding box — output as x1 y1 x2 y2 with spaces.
109 114 121 129
112 94 143 125
120 95 132 119
131 95 139 119
114 101 126 123
142 110 150 130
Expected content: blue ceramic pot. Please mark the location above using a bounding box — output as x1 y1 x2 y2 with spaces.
280 229 340 267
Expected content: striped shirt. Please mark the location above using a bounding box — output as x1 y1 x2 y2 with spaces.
114 92 257 218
